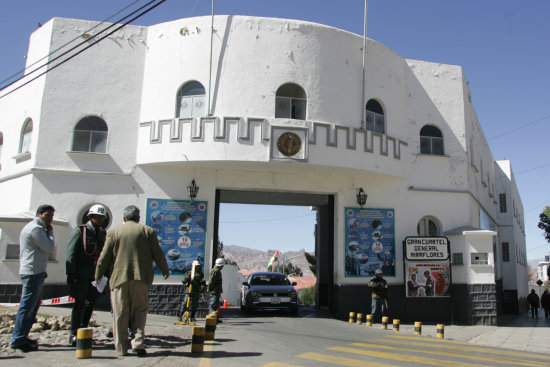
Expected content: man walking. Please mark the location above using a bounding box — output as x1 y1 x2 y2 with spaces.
208 258 224 319
10 205 55 352
95 205 169 357
66 204 107 346
527 289 540 318
368 269 387 323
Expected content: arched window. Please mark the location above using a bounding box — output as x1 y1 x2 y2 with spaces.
177 81 206 118
365 99 385 133
72 116 108 153
275 83 307 120
19 118 33 154
420 125 444 155
417 216 441 236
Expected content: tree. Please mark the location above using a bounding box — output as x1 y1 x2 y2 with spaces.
304 252 316 276
538 206 550 243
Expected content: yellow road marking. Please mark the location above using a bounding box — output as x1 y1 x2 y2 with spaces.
352 342 548 367
297 352 398 367
372 337 550 361
261 363 303 367
199 340 213 367
328 346 488 367
385 334 474 345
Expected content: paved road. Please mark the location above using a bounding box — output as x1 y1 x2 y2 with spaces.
2 306 549 366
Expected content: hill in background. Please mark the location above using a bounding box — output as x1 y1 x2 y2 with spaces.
223 245 314 277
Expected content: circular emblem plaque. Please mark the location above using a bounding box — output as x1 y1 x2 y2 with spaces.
277 132 302 157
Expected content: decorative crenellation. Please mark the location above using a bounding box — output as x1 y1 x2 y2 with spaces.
140 116 408 159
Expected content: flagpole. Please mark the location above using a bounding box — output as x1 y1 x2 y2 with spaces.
207 0 214 116
361 0 368 130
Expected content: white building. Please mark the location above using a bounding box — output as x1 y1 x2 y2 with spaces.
0 15 527 324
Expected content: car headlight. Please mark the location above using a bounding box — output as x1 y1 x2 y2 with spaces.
290 291 298 300
249 291 260 299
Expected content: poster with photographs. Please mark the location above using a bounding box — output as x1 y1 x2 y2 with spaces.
146 198 207 275
405 262 451 297
344 207 395 277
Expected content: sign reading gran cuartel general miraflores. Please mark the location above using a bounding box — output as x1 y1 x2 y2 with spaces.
405 237 449 260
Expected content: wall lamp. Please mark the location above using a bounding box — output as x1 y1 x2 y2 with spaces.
356 187 367 209
187 179 199 202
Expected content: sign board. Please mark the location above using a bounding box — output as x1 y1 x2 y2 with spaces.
344 207 395 277
405 236 449 261
146 198 207 275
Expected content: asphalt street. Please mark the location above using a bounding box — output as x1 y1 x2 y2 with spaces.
1 306 549 366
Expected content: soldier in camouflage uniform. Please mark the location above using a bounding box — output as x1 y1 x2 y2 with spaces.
178 260 205 322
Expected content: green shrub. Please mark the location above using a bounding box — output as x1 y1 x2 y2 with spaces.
299 286 316 306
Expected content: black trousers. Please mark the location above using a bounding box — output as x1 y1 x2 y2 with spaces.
70 278 100 334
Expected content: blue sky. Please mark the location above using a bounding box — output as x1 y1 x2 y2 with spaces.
1 1 549 259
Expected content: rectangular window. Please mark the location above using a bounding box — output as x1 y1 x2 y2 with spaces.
452 253 463 265
502 242 510 262
499 193 507 213
471 252 489 265
5 244 55 261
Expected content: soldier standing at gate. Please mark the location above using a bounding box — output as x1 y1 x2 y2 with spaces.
66 204 107 346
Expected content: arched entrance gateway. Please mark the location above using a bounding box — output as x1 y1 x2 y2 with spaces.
214 190 334 312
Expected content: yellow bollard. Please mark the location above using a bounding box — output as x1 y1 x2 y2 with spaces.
366 314 373 327
414 321 422 335
356 313 363 325
392 319 400 332
75 327 93 359
205 315 217 341
437 324 445 339
191 326 205 353
381 316 388 330
349 312 356 323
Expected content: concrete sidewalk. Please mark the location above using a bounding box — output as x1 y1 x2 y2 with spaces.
1 306 549 366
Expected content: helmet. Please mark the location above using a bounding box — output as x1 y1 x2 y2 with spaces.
215 258 225 266
88 204 107 217
375 269 383 275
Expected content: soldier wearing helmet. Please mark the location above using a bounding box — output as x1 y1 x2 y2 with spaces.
178 260 205 322
66 204 108 346
208 258 225 319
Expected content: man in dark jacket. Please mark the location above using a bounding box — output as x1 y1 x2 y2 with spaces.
368 269 387 323
527 289 540 318
66 204 107 346
541 290 550 319
179 260 205 322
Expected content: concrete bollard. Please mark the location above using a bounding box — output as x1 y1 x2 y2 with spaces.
349 312 356 323
437 324 444 339
205 315 217 341
392 319 400 332
356 313 363 325
414 321 422 335
76 327 93 359
381 316 388 330
191 326 205 353
366 314 373 327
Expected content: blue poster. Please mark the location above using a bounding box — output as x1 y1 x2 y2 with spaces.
344 207 395 277
146 198 207 275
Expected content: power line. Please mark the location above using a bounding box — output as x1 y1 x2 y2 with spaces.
0 0 143 90
488 114 550 141
220 213 316 224
0 0 166 99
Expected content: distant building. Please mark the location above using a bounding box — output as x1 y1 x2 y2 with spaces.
0 15 527 324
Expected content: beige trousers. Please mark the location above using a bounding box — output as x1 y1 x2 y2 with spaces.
111 280 150 356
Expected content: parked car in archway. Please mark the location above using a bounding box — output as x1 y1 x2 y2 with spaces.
240 272 299 314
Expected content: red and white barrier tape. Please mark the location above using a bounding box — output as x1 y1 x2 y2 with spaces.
0 295 74 307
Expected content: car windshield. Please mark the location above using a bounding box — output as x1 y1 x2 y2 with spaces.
250 274 290 286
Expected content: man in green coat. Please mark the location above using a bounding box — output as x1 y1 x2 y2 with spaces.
66 204 107 346
208 258 224 317
95 205 169 357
